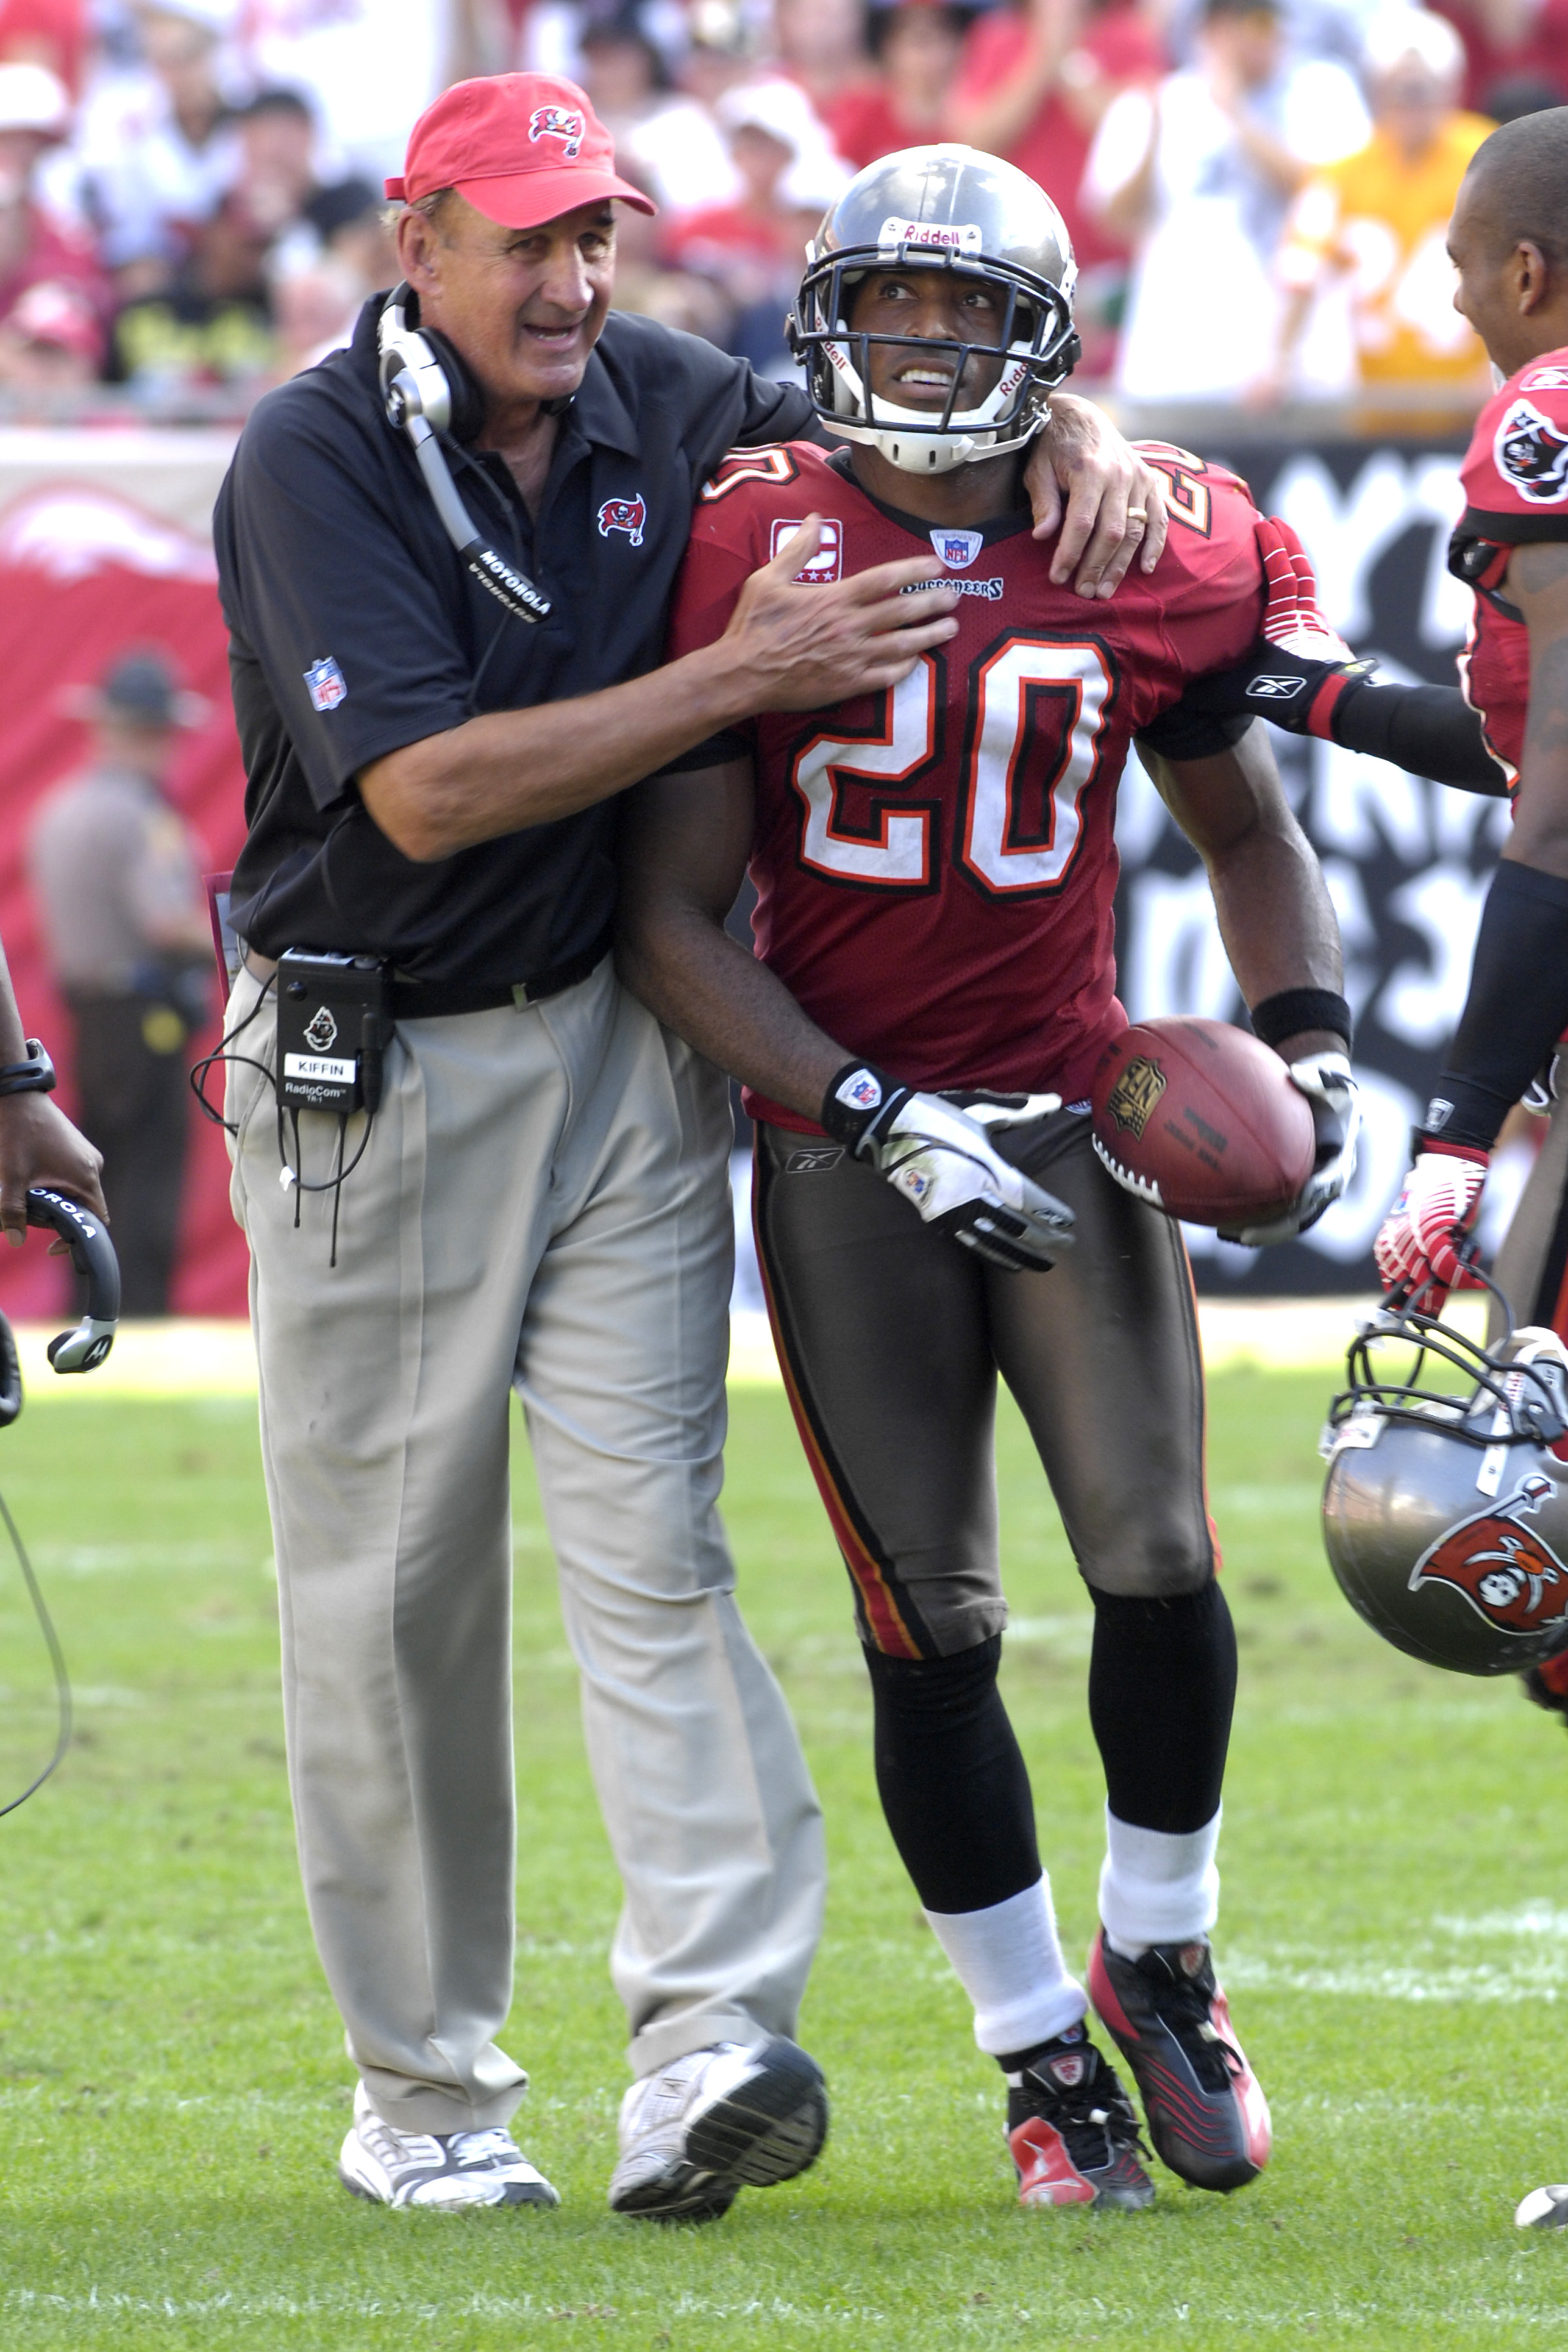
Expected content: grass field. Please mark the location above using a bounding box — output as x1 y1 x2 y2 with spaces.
0 1365 1566 2349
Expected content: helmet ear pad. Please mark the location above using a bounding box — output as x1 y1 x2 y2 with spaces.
417 323 486 444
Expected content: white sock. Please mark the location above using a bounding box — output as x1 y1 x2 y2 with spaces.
1098 1805 1221 1959
923 1876 1086 2057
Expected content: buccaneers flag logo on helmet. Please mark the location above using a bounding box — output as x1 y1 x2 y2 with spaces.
1408 1474 1568 1637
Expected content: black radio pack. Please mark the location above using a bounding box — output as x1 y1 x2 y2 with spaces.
276 950 391 1116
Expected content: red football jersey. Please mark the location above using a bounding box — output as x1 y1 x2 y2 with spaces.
665 441 1267 1130
1450 350 1568 783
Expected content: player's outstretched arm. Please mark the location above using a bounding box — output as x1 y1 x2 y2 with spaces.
1183 514 1505 792
1144 726 1358 1243
617 765 1073 1273
1375 542 1568 1300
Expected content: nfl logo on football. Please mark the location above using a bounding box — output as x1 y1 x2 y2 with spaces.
304 655 347 712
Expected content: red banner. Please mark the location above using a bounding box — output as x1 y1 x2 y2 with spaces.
0 474 249 1318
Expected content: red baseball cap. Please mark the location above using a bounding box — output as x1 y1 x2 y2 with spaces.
385 74 655 231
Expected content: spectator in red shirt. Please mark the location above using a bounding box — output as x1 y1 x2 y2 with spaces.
825 0 971 172
0 61 106 370
949 0 1162 366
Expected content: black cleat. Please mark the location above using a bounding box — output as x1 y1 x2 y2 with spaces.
1006 2031 1155 2211
1088 1930 1271 2192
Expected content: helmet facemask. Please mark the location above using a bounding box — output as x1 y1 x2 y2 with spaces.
789 235 1079 476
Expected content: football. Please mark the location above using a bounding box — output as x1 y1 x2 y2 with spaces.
1090 1017 1316 1228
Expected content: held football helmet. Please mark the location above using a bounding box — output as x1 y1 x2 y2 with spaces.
787 144 1080 475
1321 1277 1568 1674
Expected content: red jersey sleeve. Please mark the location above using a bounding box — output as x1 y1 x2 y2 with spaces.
665 443 823 662
1458 352 1568 541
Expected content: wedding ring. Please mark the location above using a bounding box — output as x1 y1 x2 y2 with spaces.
1126 507 1148 525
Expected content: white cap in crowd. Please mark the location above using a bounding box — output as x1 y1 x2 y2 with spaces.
0 62 71 140
1362 9 1466 86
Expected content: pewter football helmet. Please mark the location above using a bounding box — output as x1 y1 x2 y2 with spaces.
787 144 1079 475
1321 1290 1568 1674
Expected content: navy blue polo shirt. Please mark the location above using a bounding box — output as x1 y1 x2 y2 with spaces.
215 297 813 988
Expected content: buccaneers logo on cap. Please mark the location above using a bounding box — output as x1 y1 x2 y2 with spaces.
529 105 585 158
597 494 646 546
1495 397 1568 504
1409 1474 1568 1636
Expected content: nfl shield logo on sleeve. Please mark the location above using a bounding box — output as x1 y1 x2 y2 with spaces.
304 655 347 711
931 527 983 570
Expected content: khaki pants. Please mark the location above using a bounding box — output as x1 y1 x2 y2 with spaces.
227 958 824 2134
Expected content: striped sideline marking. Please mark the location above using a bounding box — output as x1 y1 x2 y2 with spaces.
3 1295 1490 1399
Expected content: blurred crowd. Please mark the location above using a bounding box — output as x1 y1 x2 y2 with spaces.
0 0 1552 419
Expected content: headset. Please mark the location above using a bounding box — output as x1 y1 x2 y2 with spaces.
0 1188 121 1820
25 1188 120 1375
376 284 552 627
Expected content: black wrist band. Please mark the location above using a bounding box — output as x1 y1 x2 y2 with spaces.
0 1039 56 1098
821 1060 904 1150
1249 990 1352 1051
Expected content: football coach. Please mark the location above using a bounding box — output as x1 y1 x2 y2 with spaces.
212 69 1168 2220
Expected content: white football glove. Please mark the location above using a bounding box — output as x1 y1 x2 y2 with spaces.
1373 1144 1489 1299
822 1065 1075 1272
1220 1051 1361 1247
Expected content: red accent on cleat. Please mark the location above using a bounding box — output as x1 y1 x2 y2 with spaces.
1087 1931 1271 2193
1009 2115 1102 2208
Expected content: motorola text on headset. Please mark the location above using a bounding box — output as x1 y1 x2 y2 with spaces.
377 282 552 625
0 1184 122 1821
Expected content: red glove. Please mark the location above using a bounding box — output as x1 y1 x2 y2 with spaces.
1373 1143 1489 1302
1253 514 1369 735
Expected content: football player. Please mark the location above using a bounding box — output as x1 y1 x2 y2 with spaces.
1194 114 1568 1748
1199 106 1568 2227
617 144 1358 2212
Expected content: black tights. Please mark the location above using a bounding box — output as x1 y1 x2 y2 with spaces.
864 1582 1237 1916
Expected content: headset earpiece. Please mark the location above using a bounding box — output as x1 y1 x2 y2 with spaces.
375 282 552 625
414 324 485 444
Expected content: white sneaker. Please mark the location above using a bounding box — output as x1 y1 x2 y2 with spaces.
1518 2183 1568 2229
338 2082 561 2210
608 2037 828 2221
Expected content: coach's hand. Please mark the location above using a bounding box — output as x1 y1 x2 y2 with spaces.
717 517 960 711
0 1093 106 1248
1024 397 1169 597
821 1062 1075 1272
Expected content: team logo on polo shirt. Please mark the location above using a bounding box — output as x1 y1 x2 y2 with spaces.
930 527 983 569
1495 396 1568 503
529 105 584 158
598 495 646 546
304 655 347 711
769 517 841 580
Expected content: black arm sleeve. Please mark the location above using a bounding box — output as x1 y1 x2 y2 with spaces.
1424 859 1568 1149
1330 678 1507 795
